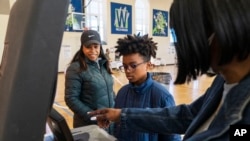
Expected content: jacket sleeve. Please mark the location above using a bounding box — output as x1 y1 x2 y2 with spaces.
158 88 182 141
64 64 92 120
120 92 207 134
161 89 176 107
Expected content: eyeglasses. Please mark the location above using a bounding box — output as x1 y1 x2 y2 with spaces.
119 62 146 72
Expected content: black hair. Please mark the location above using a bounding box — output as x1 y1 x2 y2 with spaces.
70 44 112 74
115 34 157 62
170 0 250 84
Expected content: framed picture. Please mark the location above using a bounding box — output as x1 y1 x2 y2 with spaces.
111 2 132 34
152 9 168 36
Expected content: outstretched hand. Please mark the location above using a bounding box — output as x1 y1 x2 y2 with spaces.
88 108 122 128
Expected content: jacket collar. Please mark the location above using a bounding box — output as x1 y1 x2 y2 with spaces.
185 74 250 140
222 74 250 124
86 58 106 66
184 75 224 139
129 73 153 94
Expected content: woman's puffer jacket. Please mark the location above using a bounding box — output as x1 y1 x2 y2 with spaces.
65 59 115 127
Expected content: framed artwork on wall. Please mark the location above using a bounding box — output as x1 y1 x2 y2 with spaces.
110 2 132 34
65 0 83 32
152 9 168 37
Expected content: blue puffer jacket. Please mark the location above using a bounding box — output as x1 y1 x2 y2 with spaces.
65 59 115 127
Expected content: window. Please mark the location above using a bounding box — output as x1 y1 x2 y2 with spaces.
84 0 107 44
135 0 149 36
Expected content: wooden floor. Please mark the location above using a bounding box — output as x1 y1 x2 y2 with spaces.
53 65 215 129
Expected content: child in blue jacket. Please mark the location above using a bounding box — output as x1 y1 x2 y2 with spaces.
113 34 181 141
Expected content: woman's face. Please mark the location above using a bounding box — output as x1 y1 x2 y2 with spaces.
82 43 100 61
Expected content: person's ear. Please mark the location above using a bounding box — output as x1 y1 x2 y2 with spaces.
146 62 151 70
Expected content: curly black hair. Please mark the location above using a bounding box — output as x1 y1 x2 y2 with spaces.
115 34 158 62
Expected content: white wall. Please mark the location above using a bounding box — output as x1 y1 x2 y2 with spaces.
58 32 82 72
0 15 9 63
0 0 15 63
0 0 175 72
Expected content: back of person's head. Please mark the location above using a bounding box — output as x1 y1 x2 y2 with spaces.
115 34 158 62
170 0 250 84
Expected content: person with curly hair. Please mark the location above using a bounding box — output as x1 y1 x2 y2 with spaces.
113 34 180 141
89 0 250 140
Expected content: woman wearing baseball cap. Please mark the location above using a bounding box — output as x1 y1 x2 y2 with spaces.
64 30 115 131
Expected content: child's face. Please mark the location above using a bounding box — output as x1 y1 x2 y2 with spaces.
122 53 149 85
